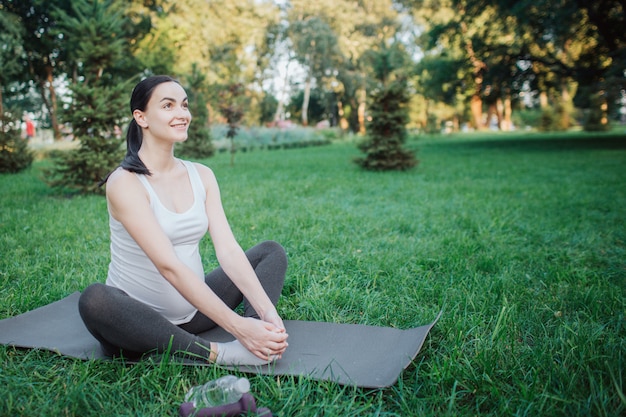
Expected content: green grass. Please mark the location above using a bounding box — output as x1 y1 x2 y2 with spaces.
1 130 625 416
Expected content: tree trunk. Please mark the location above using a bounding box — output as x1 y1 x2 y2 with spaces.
502 94 512 131
38 66 61 140
462 23 487 130
337 100 349 130
273 59 291 123
539 91 548 108
470 95 483 129
560 80 576 129
301 72 311 126
274 95 285 124
357 87 366 135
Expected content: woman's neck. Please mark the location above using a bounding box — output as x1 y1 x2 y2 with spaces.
138 141 177 176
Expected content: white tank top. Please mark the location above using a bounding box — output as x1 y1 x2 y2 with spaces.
106 161 209 324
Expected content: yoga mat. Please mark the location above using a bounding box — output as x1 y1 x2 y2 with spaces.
0 292 440 388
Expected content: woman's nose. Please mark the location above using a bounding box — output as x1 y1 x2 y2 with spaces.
175 105 190 118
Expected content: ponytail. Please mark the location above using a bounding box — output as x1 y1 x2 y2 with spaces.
120 119 150 175
99 119 150 186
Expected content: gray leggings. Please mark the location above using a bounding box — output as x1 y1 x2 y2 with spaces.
78 240 287 360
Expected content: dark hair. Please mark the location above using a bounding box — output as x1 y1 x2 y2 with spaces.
100 75 180 185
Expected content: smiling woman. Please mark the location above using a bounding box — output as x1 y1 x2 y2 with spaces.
78 75 290 367
135 81 191 145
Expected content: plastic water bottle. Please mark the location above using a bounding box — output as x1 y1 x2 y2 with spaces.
184 375 250 408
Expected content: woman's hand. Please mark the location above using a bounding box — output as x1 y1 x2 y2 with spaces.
260 307 285 332
231 316 289 360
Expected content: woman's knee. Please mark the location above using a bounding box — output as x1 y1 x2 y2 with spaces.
246 240 287 268
78 283 112 320
260 240 287 263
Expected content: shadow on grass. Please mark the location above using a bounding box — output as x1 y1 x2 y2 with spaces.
422 131 626 153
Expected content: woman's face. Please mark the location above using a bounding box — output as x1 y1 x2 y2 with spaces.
135 81 191 143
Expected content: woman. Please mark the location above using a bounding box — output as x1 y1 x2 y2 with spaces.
79 75 288 365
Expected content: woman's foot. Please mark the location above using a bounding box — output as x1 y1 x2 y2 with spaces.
212 340 278 366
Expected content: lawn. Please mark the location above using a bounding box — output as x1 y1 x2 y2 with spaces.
1 131 625 416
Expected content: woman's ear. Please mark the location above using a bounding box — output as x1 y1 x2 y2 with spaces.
133 109 148 128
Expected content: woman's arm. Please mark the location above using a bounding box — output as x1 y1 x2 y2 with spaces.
106 168 287 359
196 164 287 337
196 164 284 329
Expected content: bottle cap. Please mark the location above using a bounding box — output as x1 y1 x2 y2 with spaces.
235 378 250 393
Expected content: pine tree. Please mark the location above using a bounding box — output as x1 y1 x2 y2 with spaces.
355 43 417 171
46 82 128 192
355 82 417 171
0 122 33 174
0 9 33 173
177 64 214 159
355 77 417 171
45 0 131 193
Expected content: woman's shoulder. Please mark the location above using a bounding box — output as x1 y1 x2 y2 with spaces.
106 167 138 187
105 168 151 218
105 168 145 199
187 162 217 183
187 161 213 175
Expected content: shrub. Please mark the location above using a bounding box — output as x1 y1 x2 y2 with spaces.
0 117 33 173
211 125 330 152
583 94 611 132
354 77 418 171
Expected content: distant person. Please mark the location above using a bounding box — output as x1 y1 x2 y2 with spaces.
113 124 122 139
23 114 35 140
78 75 289 365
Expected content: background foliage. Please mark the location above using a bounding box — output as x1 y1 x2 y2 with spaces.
1 0 623 137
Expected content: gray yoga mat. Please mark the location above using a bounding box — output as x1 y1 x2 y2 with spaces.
0 292 440 388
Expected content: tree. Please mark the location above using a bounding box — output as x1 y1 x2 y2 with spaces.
177 64 215 159
286 0 402 133
355 77 417 170
401 0 626 131
0 9 23 118
259 92 279 125
218 83 245 167
414 53 466 131
402 0 525 130
355 43 417 171
332 1 402 134
44 0 132 193
505 0 626 127
286 87 332 126
0 0 73 140
124 0 175 75
0 8 33 173
138 0 281 126
287 15 341 126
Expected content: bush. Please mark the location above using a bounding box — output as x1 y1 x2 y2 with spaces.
513 108 543 130
0 119 33 174
211 125 330 152
355 77 418 171
583 94 611 132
